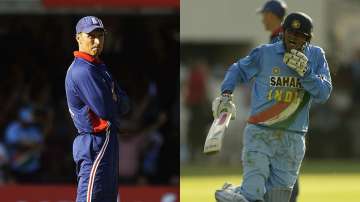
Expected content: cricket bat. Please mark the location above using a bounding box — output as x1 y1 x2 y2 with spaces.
203 112 232 155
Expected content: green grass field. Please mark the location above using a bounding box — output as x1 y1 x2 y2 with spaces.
181 160 360 202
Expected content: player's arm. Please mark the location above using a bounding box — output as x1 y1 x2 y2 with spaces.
73 68 113 120
299 48 332 103
220 46 262 93
212 47 262 119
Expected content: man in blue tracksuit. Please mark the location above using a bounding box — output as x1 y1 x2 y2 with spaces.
213 12 332 202
65 16 130 202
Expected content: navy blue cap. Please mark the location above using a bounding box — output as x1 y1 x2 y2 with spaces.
257 0 287 18
76 16 105 34
282 12 313 37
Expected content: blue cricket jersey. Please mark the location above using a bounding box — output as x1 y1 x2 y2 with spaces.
221 41 332 133
65 51 129 134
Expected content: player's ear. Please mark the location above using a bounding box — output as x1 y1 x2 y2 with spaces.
75 33 81 44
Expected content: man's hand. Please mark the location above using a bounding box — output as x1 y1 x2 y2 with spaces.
283 49 309 77
212 93 236 120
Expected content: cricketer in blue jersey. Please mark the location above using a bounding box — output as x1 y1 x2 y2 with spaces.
260 1 300 201
258 1 300 201
214 13 332 202
65 16 130 202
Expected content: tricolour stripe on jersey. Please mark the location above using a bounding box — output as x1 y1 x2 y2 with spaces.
247 102 290 124
248 91 305 125
87 123 111 202
271 92 310 129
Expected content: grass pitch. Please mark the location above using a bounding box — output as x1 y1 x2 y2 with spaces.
181 160 360 202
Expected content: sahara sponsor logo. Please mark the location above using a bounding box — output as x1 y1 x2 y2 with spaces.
269 76 303 89
268 76 304 103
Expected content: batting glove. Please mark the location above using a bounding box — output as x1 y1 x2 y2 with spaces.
212 93 236 120
283 49 309 77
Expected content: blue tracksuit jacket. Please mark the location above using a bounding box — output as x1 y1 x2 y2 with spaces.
65 51 129 202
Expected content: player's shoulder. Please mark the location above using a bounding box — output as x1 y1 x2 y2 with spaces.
259 40 282 49
243 43 278 59
66 59 97 84
71 58 96 75
253 41 282 54
307 44 325 55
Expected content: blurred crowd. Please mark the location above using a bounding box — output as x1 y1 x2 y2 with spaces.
180 46 360 164
0 14 179 185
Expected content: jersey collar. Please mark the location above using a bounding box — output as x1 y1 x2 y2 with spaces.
73 51 103 64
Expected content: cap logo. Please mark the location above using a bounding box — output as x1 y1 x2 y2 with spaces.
291 20 301 29
91 17 99 25
91 17 103 27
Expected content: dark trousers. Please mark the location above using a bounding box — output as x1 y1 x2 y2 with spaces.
73 128 119 202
